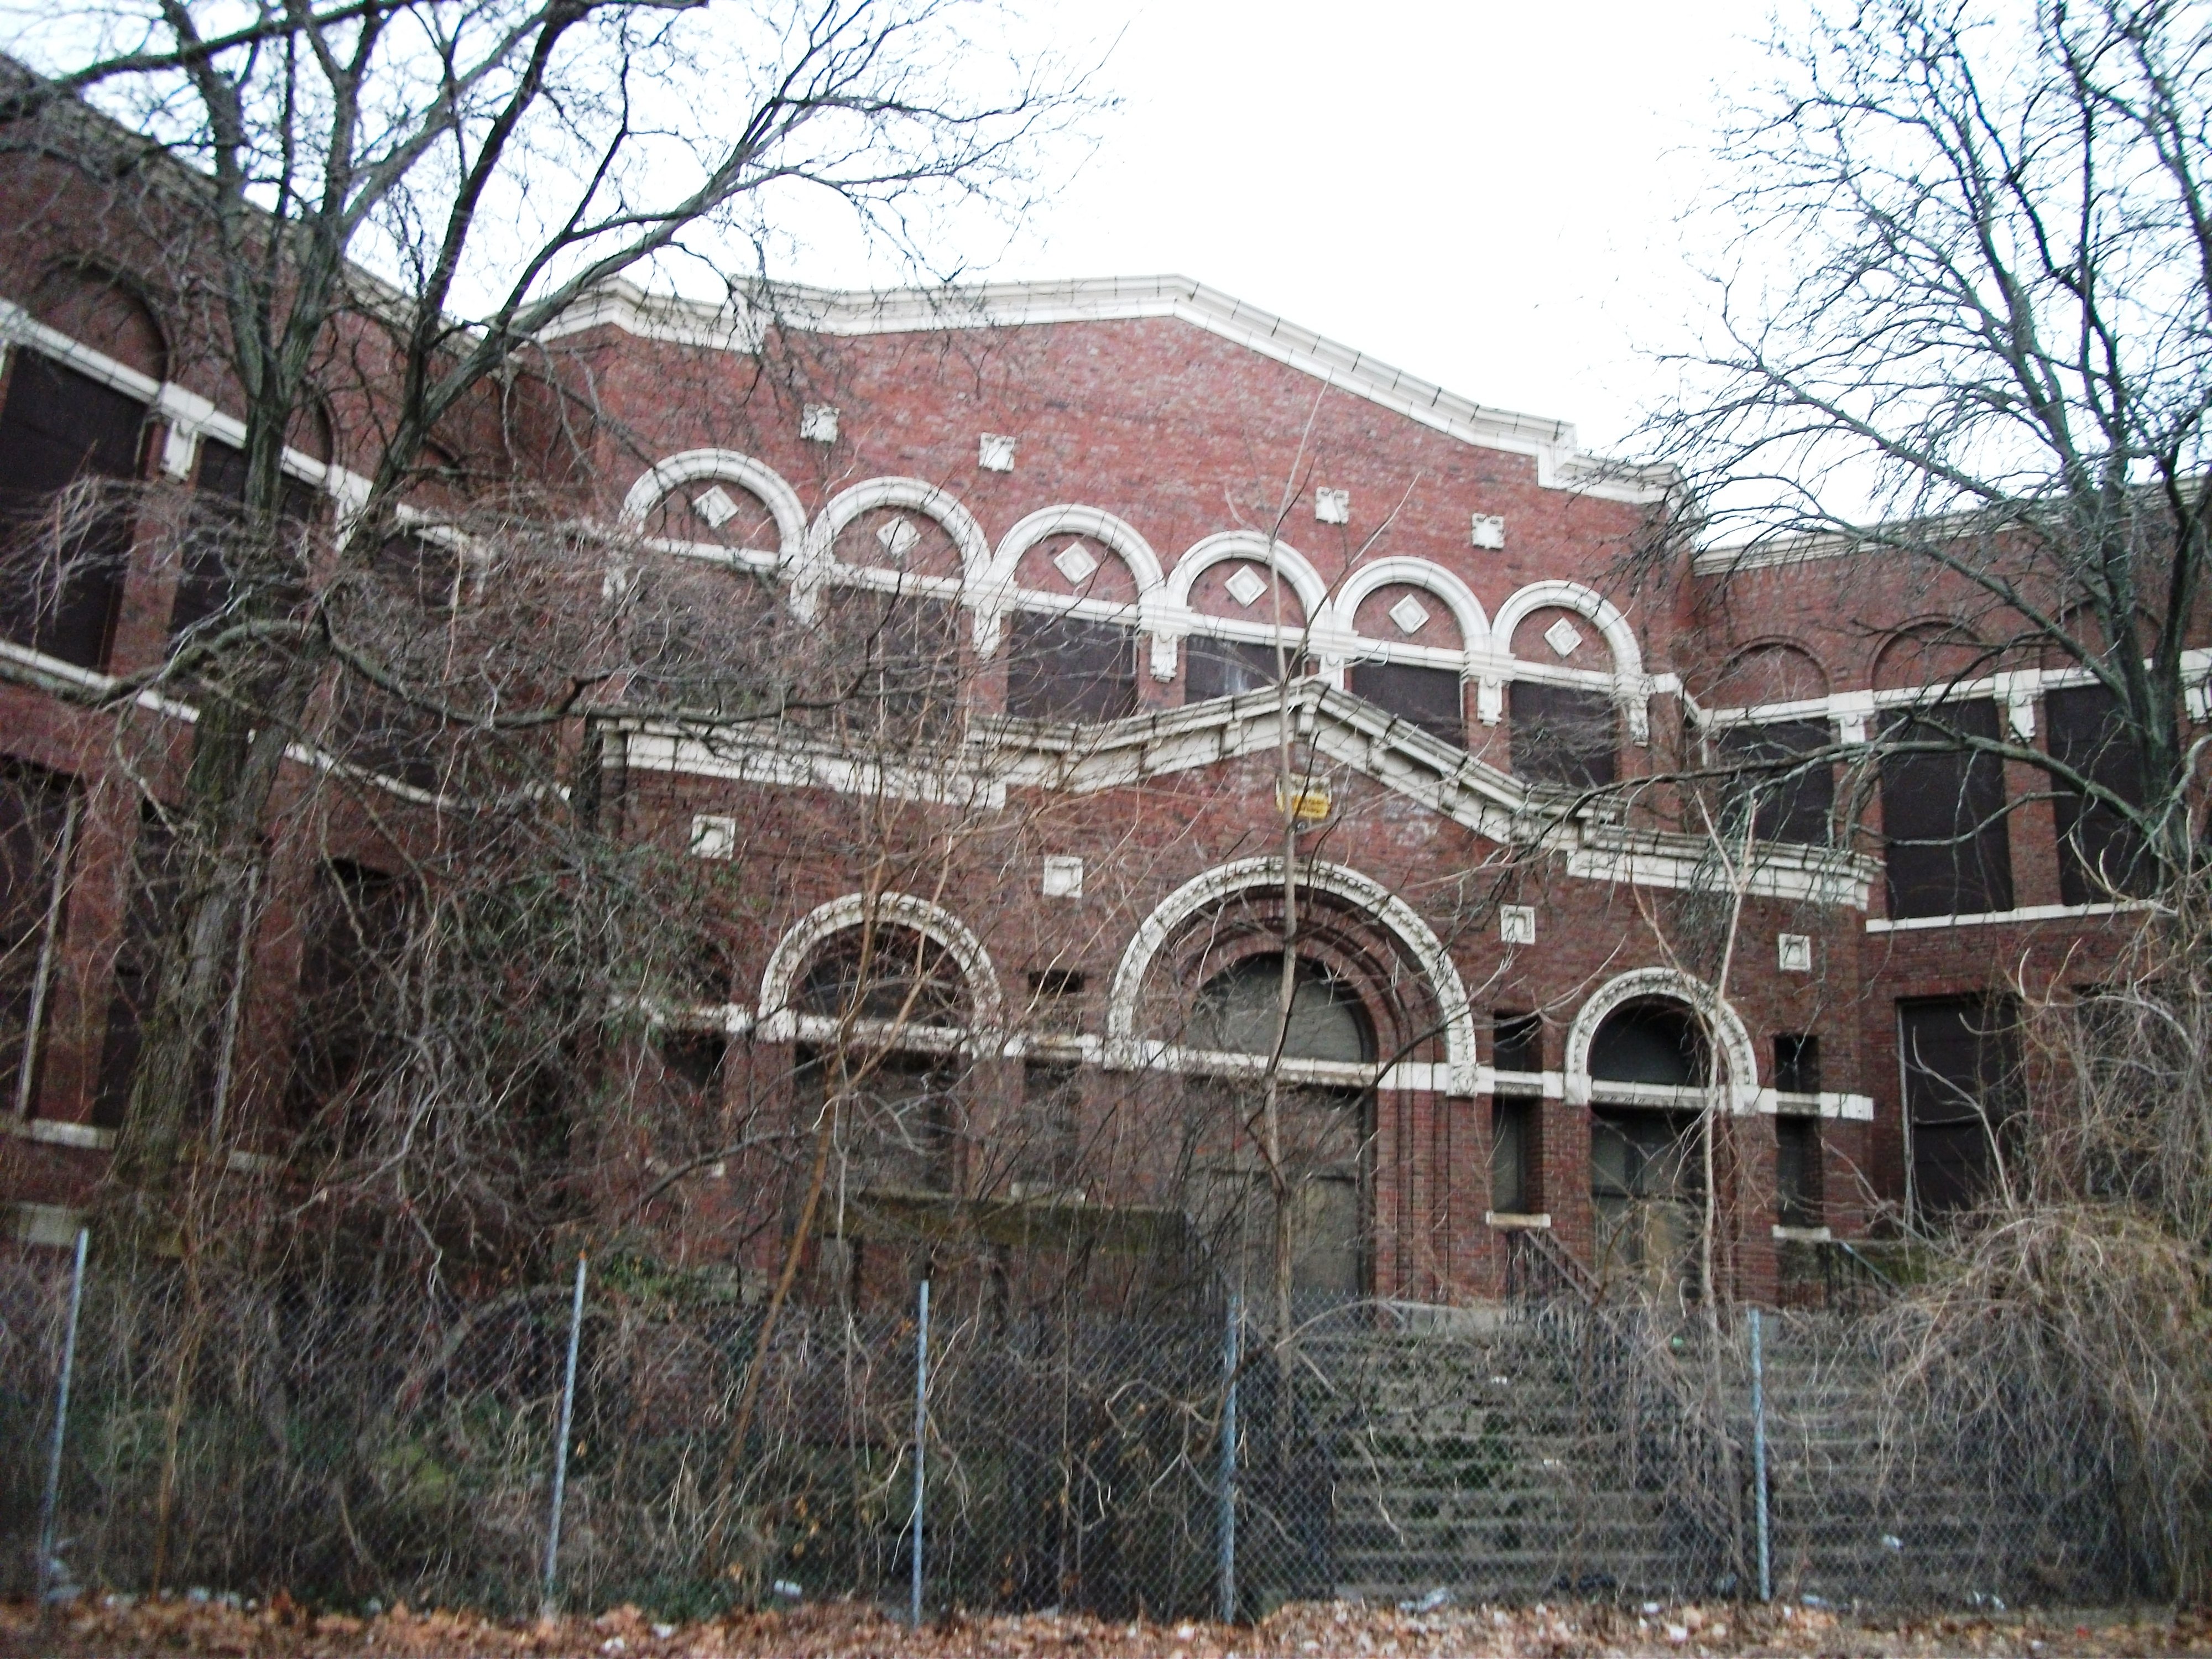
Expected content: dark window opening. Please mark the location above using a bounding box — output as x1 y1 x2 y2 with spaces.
1880 701 2013 918
1187 953 1376 1064
1018 1059 1082 1190
1349 660 1465 747
1509 680 1618 788
1899 994 2022 1217
286 860 413 1128
1775 1116 1823 1229
1185 636 1289 702
0 763 77 1114
0 351 145 667
1490 1095 1536 1214
799 927 969 1026
172 437 321 640
1774 1032 1822 1095
810 592 963 739
92 809 187 1129
656 1030 726 1093
2046 684 2156 904
793 1045 957 1193
1715 719 1835 844
1004 611 1137 722
1029 967 1086 999
1589 999 1708 1087
1493 1010 1543 1075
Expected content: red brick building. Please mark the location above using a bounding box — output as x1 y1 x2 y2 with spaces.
0 196 2175 1305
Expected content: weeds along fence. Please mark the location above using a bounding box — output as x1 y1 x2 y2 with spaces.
0 1249 2154 1619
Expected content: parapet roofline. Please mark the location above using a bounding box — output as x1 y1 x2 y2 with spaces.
542 275 1676 505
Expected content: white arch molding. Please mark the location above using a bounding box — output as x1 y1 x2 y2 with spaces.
795 477 994 621
757 891 1005 1041
1560 967 1760 1113
1489 578 1650 742
1105 857 1478 1093
975 504 1167 658
1329 556 1491 655
1156 532 1332 682
619 449 809 565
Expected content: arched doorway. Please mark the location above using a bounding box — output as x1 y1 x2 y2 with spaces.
1115 862 1462 1313
1587 998 1710 1294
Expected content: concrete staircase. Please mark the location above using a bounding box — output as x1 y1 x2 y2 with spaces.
1259 1311 2018 1608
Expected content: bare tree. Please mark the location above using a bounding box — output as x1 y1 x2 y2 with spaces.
1643 0 2212 889
0 0 1097 1212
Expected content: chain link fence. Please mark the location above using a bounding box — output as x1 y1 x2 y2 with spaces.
0 1244 2154 1621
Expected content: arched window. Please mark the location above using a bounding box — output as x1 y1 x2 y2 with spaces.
1187 953 1376 1063
1588 999 1709 1087
797 925 970 1027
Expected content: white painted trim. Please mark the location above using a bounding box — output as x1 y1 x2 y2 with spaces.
541 276 1674 504
9 1201 87 1246
1166 531 1328 620
1562 967 1760 1113
796 477 993 623
618 448 808 565
621 725 1006 810
6 1115 113 1149
1331 556 1491 655
0 300 360 500
978 504 1166 659
756 891 1004 1040
1103 856 1478 1093
1866 899 2156 933
1485 1211 1553 1230
1567 825 1875 908
1756 1088 1876 1121
1490 579 1642 677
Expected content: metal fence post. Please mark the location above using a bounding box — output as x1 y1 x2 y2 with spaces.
35 1225 88 1606
910 1279 930 1629
1750 1306 1771 1603
1217 1295 1239 1624
541 1253 588 1619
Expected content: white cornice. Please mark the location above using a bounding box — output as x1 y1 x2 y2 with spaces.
541 276 1674 505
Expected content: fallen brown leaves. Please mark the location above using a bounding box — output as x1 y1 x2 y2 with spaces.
3 1595 2207 1659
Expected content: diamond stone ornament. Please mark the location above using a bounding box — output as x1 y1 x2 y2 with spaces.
692 486 739 528
1224 566 1269 608
1052 541 1098 585
877 516 920 561
1543 617 1584 658
1387 593 1432 635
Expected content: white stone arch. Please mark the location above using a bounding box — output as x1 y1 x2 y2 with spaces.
757 891 1005 1040
1561 967 1759 1112
1167 531 1328 622
1331 556 1491 654
1489 578 1650 741
974 504 1166 657
794 477 993 620
1489 578 1643 677
619 448 808 564
1105 857 1477 1093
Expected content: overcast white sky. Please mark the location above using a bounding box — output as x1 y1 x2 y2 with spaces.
905 0 1781 461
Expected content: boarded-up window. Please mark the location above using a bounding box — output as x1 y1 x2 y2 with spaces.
1775 1117 1822 1228
1773 1032 1821 1094
1589 1000 1707 1086
1715 719 1834 844
1509 681 1617 787
287 860 413 1124
0 763 77 1113
92 810 187 1129
1898 995 2021 1216
1493 1010 1543 1074
806 592 963 739
1490 1095 1536 1214
1004 611 1136 722
2045 684 2154 904
1187 953 1375 1063
0 352 144 667
1185 636 1284 702
1349 661 1465 747
792 1046 958 1193
797 926 970 1027
1018 1059 1082 1190
1880 701 2013 918
171 439 321 640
